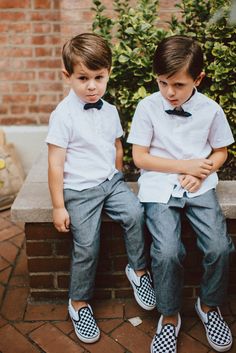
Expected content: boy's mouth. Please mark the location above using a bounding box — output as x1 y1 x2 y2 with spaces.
87 94 99 101
168 99 178 105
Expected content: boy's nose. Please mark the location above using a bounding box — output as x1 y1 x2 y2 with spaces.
167 86 175 97
87 80 96 90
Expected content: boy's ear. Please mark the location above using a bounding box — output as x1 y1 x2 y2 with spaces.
195 72 205 87
62 69 71 80
106 67 112 80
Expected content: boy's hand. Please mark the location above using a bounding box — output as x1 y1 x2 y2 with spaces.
183 159 213 179
179 174 203 193
52 207 70 232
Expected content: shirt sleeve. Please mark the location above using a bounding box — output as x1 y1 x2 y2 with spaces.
114 107 124 138
45 109 71 149
208 107 234 148
127 101 153 147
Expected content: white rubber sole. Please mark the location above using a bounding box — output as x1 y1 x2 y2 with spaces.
70 317 100 343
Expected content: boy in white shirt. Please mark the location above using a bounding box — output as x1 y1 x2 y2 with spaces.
46 33 155 344
128 35 234 353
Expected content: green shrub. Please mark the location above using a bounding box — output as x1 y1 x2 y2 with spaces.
92 0 235 179
170 0 236 179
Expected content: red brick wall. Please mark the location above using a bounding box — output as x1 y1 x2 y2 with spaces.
25 219 236 301
0 0 179 126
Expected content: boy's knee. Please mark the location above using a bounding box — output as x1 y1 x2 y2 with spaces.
151 242 185 263
124 203 144 226
206 241 231 261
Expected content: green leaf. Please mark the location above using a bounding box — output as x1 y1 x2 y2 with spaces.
118 54 129 63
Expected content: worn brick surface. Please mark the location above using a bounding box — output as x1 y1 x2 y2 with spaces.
0 324 40 353
178 332 209 353
1 287 29 320
0 226 22 241
0 266 11 284
79 331 125 353
30 323 84 353
92 300 124 319
25 303 68 321
0 241 19 264
99 318 123 333
13 321 44 335
54 319 73 335
0 257 10 272
0 315 7 328
111 322 152 353
0 211 236 353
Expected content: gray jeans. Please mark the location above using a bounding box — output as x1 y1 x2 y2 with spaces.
64 172 146 301
144 189 235 316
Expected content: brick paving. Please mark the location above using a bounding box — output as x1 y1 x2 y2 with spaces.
0 209 235 353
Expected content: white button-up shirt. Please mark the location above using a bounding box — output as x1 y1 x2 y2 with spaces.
46 89 123 191
127 90 234 203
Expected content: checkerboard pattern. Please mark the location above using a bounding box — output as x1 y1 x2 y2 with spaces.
151 324 177 353
71 306 100 342
125 264 156 310
205 310 232 348
135 274 156 308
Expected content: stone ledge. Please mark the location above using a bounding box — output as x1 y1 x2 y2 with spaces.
11 145 236 222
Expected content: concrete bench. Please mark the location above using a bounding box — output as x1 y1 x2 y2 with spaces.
11 146 236 301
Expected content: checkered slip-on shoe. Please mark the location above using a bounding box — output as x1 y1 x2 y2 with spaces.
68 299 100 343
151 313 181 353
125 264 156 310
195 297 232 352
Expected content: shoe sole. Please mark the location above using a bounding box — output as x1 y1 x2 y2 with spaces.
125 266 156 311
195 303 232 352
150 337 155 353
69 314 100 344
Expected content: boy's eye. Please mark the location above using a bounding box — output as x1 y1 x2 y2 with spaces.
175 83 184 88
95 75 103 80
159 81 167 86
78 76 87 81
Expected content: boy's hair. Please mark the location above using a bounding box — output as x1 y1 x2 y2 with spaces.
153 35 204 80
62 33 112 75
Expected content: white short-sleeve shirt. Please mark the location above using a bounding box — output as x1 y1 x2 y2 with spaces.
46 89 123 191
127 90 234 203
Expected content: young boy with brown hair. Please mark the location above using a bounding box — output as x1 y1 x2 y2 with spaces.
128 35 234 353
46 33 155 344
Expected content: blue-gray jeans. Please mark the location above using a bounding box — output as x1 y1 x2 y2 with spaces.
64 172 146 301
144 189 234 316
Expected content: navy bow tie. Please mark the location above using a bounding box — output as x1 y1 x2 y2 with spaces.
165 109 191 117
84 99 103 110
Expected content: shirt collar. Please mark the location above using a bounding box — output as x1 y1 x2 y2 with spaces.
182 88 198 110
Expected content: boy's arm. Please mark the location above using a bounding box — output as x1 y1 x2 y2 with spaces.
132 145 213 179
178 147 228 193
207 146 228 172
48 143 70 233
115 138 123 171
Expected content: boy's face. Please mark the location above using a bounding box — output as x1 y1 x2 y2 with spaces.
156 67 204 108
63 62 110 103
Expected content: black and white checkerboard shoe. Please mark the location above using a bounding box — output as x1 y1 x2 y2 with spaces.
68 299 100 343
151 313 181 353
195 297 232 352
125 264 156 310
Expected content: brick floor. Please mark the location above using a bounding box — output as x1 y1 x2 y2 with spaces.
0 209 236 353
